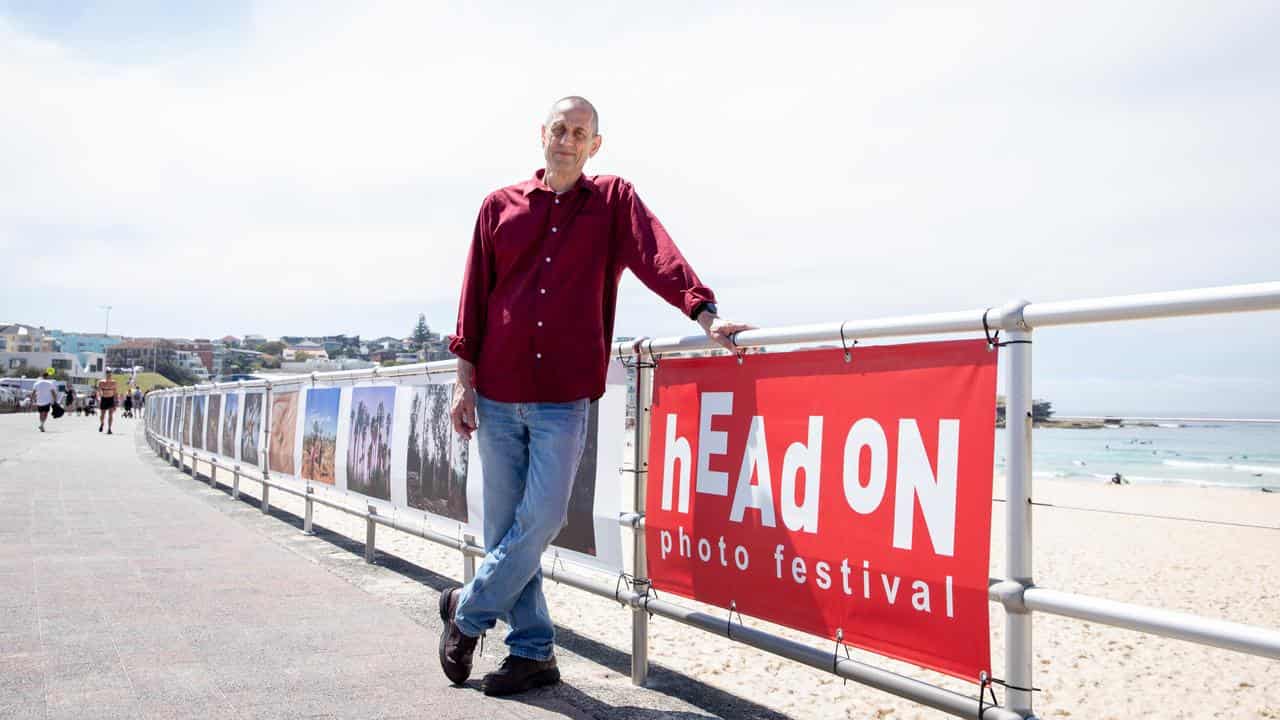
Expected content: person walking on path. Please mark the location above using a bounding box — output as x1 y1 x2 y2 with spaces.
30 369 59 432
97 374 119 434
441 95 753 696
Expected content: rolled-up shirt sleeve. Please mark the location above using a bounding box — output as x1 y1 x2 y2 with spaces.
616 181 716 318
449 197 495 365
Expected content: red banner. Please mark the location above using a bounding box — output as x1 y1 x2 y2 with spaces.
645 339 996 680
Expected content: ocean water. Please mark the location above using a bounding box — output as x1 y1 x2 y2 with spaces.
994 424 1280 490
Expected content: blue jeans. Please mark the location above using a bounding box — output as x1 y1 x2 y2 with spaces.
453 394 590 661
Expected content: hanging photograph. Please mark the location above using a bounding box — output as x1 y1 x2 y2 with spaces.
206 394 221 455
241 392 263 466
552 400 600 556
192 395 206 451
221 393 239 458
301 387 340 485
346 386 395 501
268 390 299 475
406 384 469 522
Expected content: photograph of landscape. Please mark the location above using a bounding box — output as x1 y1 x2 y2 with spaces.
301 387 340 485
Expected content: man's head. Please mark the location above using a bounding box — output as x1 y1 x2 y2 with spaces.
541 96 601 179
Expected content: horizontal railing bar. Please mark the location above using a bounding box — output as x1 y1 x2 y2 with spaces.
545 567 1020 720
1051 415 1280 425
614 307 1002 357
1022 586 1280 660
1020 281 1280 328
613 281 1280 357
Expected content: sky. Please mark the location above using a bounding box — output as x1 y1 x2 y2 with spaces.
1 1 1277 416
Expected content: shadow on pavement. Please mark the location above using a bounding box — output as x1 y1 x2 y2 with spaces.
186 467 793 720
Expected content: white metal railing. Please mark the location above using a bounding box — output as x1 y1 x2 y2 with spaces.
143 280 1280 719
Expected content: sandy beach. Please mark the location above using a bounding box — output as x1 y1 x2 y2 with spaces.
195 453 1279 719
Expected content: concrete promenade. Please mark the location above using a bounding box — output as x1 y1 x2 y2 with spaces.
0 413 786 720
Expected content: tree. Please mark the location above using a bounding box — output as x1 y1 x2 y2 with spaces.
294 351 311 362
259 341 286 357
1032 400 1054 422
411 314 431 351
224 352 256 374
155 362 198 386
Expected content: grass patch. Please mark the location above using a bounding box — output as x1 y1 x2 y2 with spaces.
110 372 177 393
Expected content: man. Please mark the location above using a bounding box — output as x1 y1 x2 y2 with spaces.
443 96 752 696
30 369 59 432
97 373 119 434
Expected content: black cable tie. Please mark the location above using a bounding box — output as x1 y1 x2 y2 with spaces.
982 308 1032 350
629 578 655 618
618 338 657 369
550 552 566 584
989 676 1042 693
839 322 857 363
725 601 745 638
728 332 746 365
614 572 635 607
645 338 659 368
977 672 999 719
832 628 852 685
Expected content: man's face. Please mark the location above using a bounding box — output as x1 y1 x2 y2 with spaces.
541 104 601 177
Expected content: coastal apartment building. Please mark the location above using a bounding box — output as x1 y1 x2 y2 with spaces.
0 350 105 382
0 324 56 353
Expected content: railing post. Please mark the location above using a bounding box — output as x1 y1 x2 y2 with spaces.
365 506 377 563
209 461 217 488
304 487 315 535
631 357 653 686
232 466 240 499
261 482 270 514
1003 315 1035 717
463 532 477 582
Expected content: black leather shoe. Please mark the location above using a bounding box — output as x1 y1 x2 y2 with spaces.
437 587 477 685
481 654 560 696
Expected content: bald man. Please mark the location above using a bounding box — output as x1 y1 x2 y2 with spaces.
441 96 752 695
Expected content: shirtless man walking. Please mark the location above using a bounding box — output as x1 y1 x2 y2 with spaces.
97 374 119 434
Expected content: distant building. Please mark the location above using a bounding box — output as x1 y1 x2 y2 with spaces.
0 324 56 353
174 350 210 380
107 339 177 372
283 341 328 361
49 331 123 359
1 351 106 382
281 358 376 373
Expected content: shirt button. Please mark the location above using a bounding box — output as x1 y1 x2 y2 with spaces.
537 321 543 327
545 257 551 263
554 198 560 205
540 288 546 294
551 226 558 233
536 353 542 359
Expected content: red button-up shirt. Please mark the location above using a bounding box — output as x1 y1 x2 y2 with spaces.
450 170 716 403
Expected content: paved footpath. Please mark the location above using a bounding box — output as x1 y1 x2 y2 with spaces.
0 413 784 720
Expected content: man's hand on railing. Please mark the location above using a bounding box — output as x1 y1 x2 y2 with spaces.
451 359 478 439
698 310 756 356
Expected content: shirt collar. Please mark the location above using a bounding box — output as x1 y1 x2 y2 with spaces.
521 168 597 197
